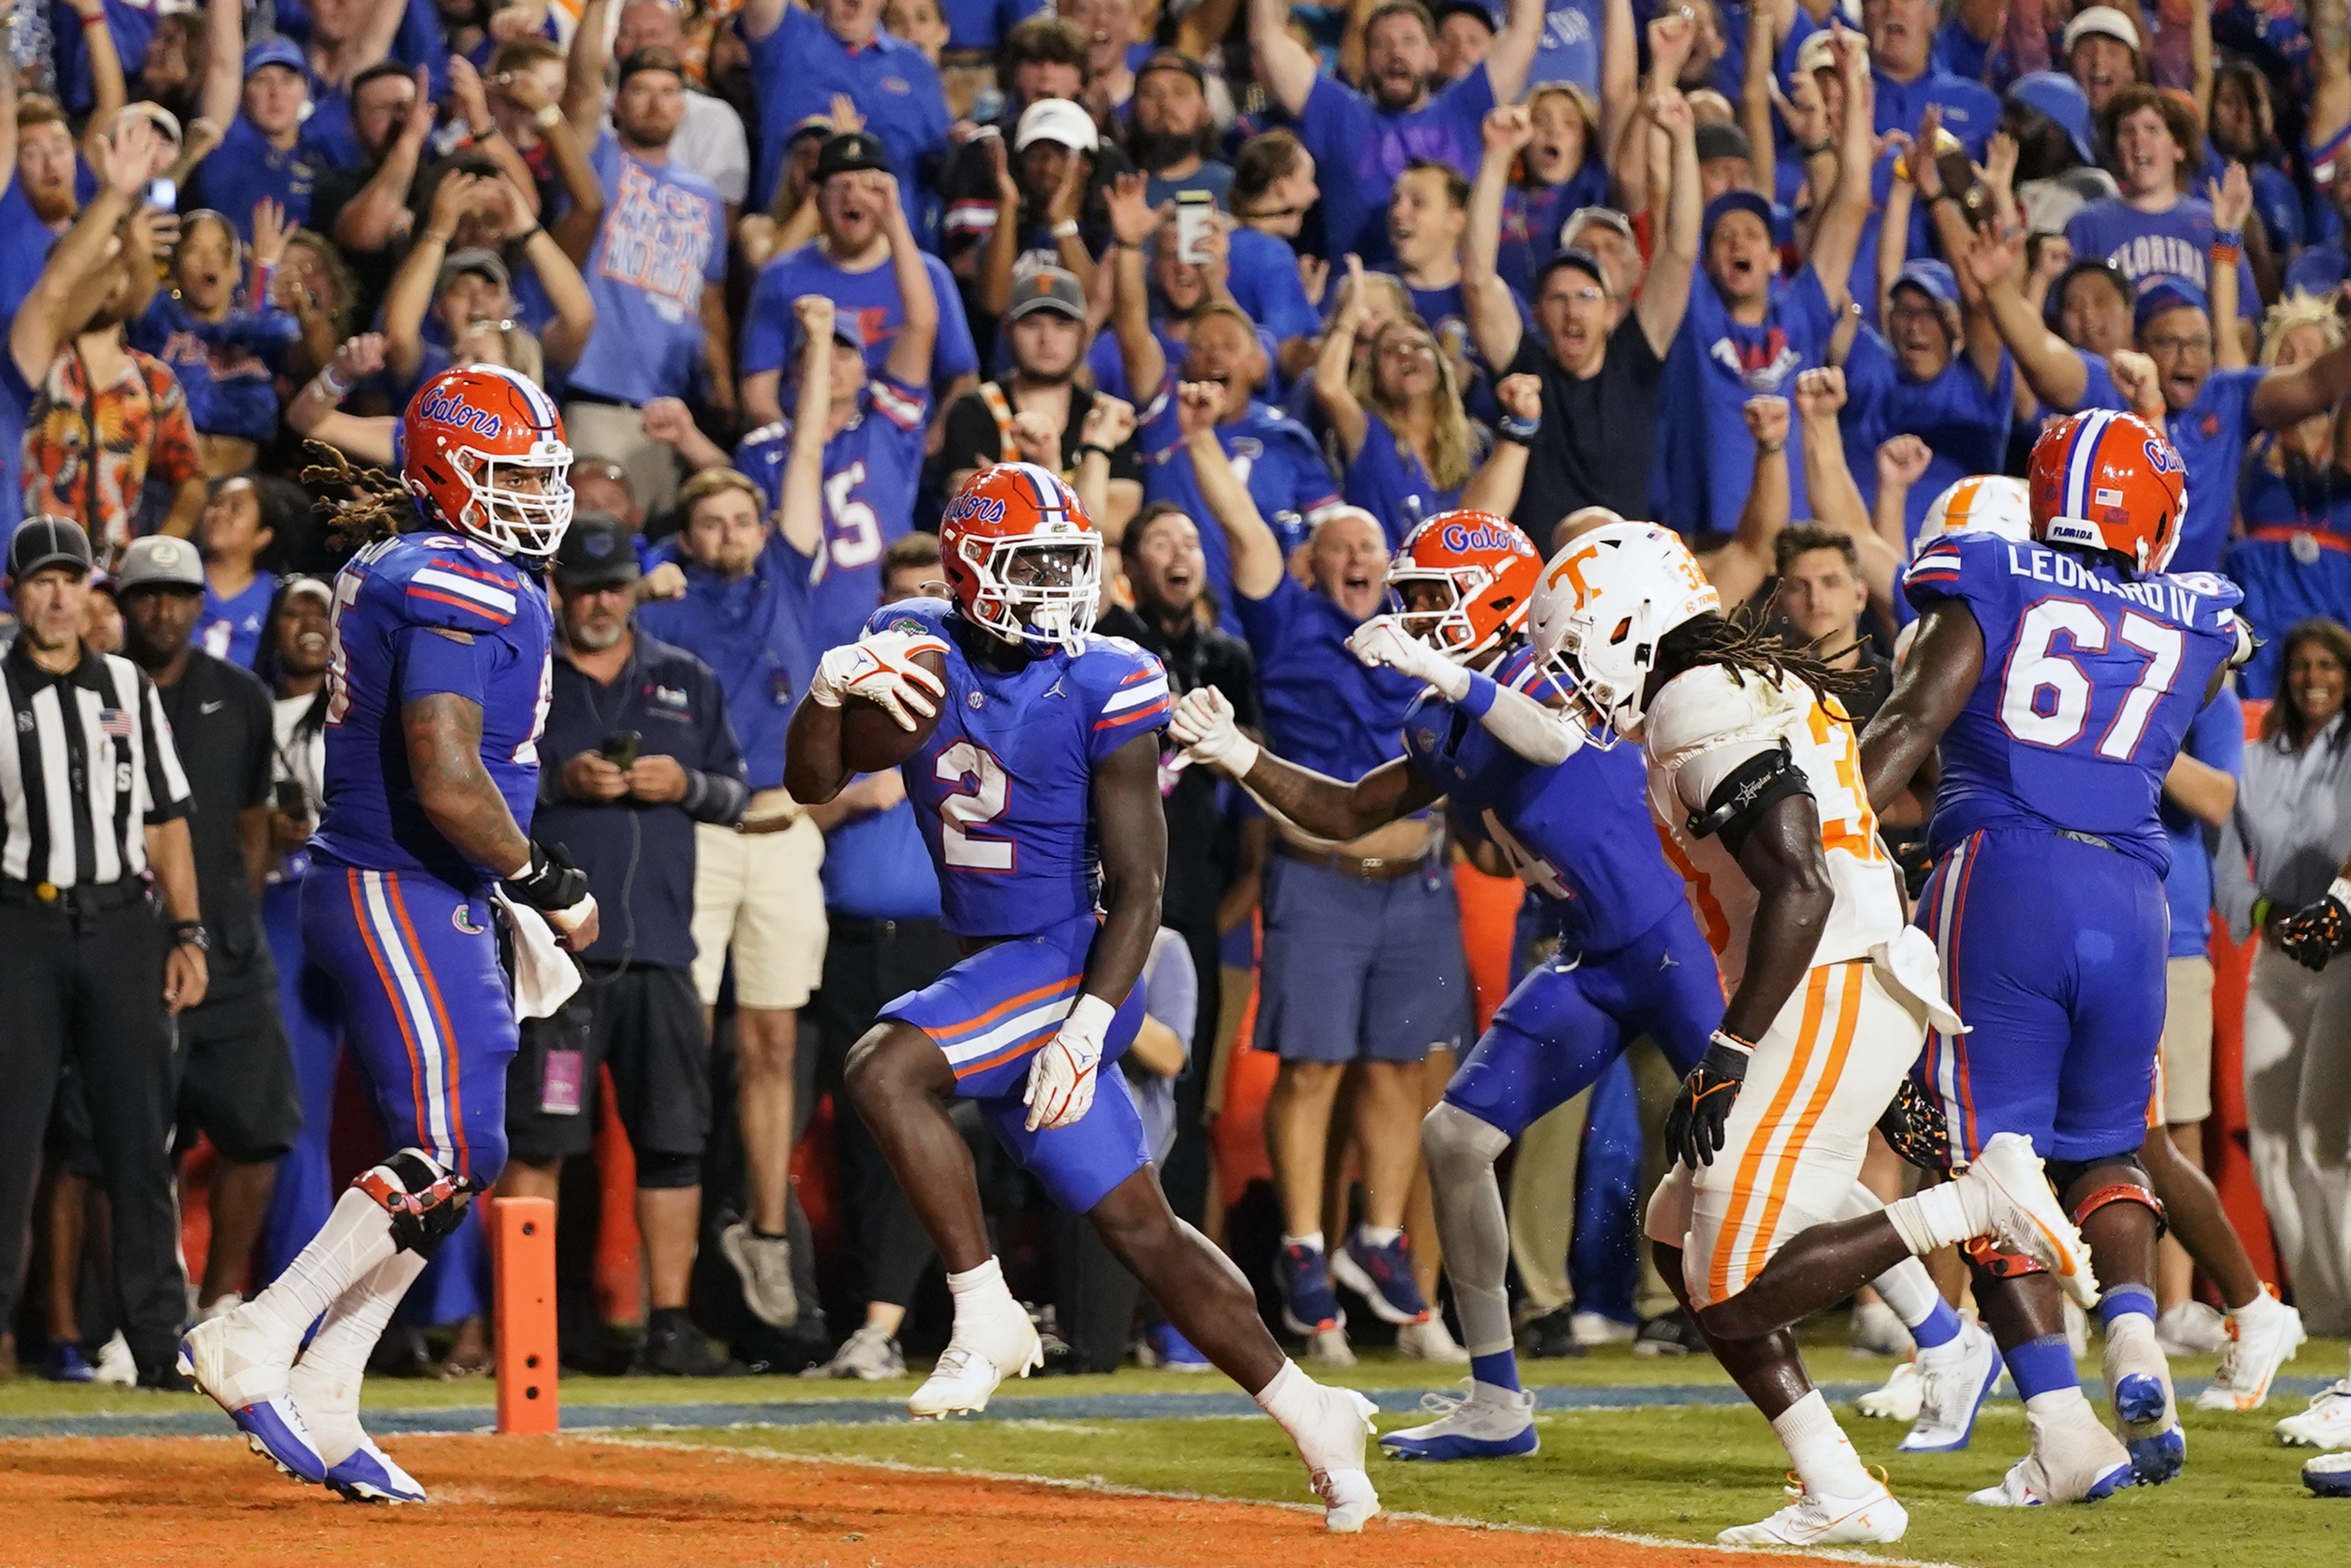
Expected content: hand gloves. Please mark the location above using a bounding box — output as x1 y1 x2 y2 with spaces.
1662 1030 1754 1169
1345 615 1471 701
807 630 949 732
1024 993 1116 1131
1167 686 1258 776
2275 877 2351 972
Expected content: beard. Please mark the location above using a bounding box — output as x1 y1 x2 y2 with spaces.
28 184 75 225
1015 359 1077 387
1128 129 1201 174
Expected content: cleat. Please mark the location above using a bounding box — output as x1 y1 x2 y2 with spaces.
1632 1308 1707 1357
1858 1360 1924 1423
322 1437 427 1504
1850 1301 1914 1357
2197 1294 2305 1413
291 1331 422 1502
91 1331 135 1387
2306 1452 2351 1497
2154 1301 2229 1357
1303 1325 1357 1367
717 1221 799 1330
801 1324 908 1381
2277 1380 2351 1449
1518 1307 1583 1359
1569 1310 1632 1347
907 1305 1041 1419
1901 1318 2004 1452
1969 1400 2133 1505
1962 1132 2100 1307
1135 1322 1214 1372
1292 1383 1380 1531
180 1314 327 1485
1330 1231 1430 1326
1718 1479 1907 1546
2105 1323 2184 1485
1395 1316 1469 1363
1379 1380 1538 1461
42 1343 95 1384
1277 1244 1346 1337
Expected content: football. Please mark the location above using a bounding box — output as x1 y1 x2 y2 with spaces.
837 645 947 773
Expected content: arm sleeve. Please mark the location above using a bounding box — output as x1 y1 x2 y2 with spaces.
139 673 195 824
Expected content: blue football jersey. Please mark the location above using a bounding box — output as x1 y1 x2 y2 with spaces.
1904 530 2243 874
869 600 1171 939
1403 648 1685 958
312 531 555 888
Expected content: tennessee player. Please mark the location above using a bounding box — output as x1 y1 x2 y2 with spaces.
181 366 599 1501
1527 520 2091 1547
1172 511 1727 1462
783 463 1383 1533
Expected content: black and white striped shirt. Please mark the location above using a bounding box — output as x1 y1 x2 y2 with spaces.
0 638 194 888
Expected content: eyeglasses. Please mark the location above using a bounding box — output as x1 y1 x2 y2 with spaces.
2143 334 2213 356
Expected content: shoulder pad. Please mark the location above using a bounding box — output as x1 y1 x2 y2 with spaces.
1644 665 1803 774
379 534 528 633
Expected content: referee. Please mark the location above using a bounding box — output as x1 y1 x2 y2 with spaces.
0 517 209 1390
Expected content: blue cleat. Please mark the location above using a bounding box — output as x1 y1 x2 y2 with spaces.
2106 1324 2187 1487
1379 1382 1538 1462
1331 1231 1429 1326
1277 1244 1346 1337
1139 1321 1213 1372
42 1343 95 1384
323 1436 428 1504
179 1318 328 1486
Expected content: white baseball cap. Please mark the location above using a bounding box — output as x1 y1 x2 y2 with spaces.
2063 5 2140 54
1014 98 1101 154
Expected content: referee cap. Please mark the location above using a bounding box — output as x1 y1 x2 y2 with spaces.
8 516 95 582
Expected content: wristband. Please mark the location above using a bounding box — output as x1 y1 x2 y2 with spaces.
533 103 563 130
1081 443 1116 459
1800 138 1833 157
2329 876 2351 909
314 366 351 401
2210 242 2242 266
1049 218 1081 240
1757 438 1786 454
1061 992 1117 1043
1496 410 1539 443
2213 228 2244 251
1708 1028 1756 1057
170 919 209 952
1459 668 1499 717
516 224 545 244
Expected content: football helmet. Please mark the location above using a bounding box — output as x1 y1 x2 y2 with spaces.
940 463 1101 653
1915 473 2032 557
1527 521 1720 746
400 364 573 558
1386 510 1542 663
2027 408 2187 573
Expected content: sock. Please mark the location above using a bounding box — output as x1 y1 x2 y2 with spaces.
1770 1390 1873 1502
1909 1297 1965 1354
2230 1286 2280 1320
287 1248 427 1463
2004 1332 2080 1401
1282 1232 1326 1255
1254 1357 1326 1444
2023 1385 2094 1425
247 1187 400 1344
946 1256 1018 1323
1357 1225 1403 1249
1882 1182 1981 1257
2097 1284 2157 1332
1871 1255 1958 1347
1469 1349 1521 1393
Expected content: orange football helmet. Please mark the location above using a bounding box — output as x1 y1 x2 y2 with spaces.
940 462 1101 653
1386 510 1542 663
2027 408 2187 573
400 364 573 558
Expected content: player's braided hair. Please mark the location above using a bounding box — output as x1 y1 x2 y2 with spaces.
1654 605 1876 721
300 442 420 550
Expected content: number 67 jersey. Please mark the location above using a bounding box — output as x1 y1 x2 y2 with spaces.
1904 530 2244 877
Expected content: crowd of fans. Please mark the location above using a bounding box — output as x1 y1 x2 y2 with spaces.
8 0 2351 1380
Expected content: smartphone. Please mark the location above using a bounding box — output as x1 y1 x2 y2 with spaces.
601 729 642 771
146 176 175 211
1175 191 1214 265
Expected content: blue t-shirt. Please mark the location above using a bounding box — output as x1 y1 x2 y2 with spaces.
1903 530 2245 874
128 294 299 445
2064 196 2260 321
1293 63 1496 264
311 532 553 888
821 793 943 920
1871 65 2001 158
1497 164 1608 301
201 573 278 670
0 350 33 543
1523 0 1603 93
1137 383 1340 623
2074 353 2261 575
2287 244 2351 297
566 135 729 404
1656 264 1837 538
2160 683 2243 958
1226 226 1322 347
746 7 950 218
1343 414 1463 549
938 0 1048 54
1145 162 1236 210
191 116 322 241
740 242 978 404
50 0 159 115
634 537 822 796
1839 327 2014 571
1232 573 1420 782
0 164 95 327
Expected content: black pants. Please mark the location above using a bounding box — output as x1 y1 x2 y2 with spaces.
808 915 961 1312
0 893 181 1374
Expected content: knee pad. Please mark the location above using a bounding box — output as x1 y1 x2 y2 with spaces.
1421 1101 1509 1182
633 1148 703 1191
354 1148 477 1255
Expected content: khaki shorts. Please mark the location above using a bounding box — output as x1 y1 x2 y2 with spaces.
1645 958 1925 1310
690 816 828 1011
2159 954 2216 1126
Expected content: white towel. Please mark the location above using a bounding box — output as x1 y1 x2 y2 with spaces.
493 889 583 1019
1871 925 1967 1038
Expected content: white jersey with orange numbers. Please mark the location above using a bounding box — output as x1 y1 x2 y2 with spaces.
1639 663 1906 995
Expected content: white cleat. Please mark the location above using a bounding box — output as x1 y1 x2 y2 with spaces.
1961 1132 2100 1307
1377 1380 1538 1461
2105 1319 2185 1485
1901 1318 2004 1452
1718 1479 1907 1546
178 1311 327 1485
1850 1300 1914 1357
2277 1380 2351 1449
1569 1311 1635 1347
1967 1401 2133 1506
92 1331 135 1387
1291 1384 1380 1531
906 1307 1042 1420
1395 1317 1469 1364
2197 1295 2306 1413
2154 1301 2230 1357
1303 1325 1357 1368
1857 1360 1924 1423
290 1347 424 1504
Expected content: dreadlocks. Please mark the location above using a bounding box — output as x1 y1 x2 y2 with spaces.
1653 604 1876 720
301 442 419 551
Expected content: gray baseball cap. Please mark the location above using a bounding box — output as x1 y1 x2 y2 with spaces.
115 534 205 593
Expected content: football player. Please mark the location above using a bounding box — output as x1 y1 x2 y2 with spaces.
783 463 1384 1533
180 365 599 1501
1526 520 2092 1546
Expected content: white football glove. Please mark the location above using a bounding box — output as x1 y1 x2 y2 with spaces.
1167 686 1258 776
1024 993 1116 1131
1345 615 1470 700
807 630 949 731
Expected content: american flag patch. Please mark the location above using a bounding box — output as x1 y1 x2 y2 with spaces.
98 708 131 738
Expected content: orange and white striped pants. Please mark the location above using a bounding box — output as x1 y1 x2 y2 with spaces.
1644 958 1928 1310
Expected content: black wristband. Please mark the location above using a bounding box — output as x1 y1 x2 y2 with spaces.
1801 138 1834 157
502 841 589 912
1496 413 1539 444
171 919 209 952
1081 443 1116 459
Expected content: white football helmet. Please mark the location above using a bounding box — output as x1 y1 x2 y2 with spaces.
1527 521 1721 747
1914 473 2031 558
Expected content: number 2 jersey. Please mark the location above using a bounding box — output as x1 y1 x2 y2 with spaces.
312 530 554 889
868 600 1171 940
1904 530 2244 876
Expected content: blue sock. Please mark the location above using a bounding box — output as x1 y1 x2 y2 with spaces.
2097 1284 2157 1330
1911 1296 1964 1352
1470 1349 1521 1394
2004 1333 2080 1400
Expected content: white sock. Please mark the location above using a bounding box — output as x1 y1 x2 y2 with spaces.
2229 1287 2280 1321
2024 1386 2094 1425
1772 1390 1874 1502
1870 1255 1947 1331
1357 1225 1402 1248
290 1250 427 1462
1282 1231 1326 1254
946 1256 1019 1325
1255 1357 1350 1466
246 1187 400 1344
1882 1181 1985 1257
